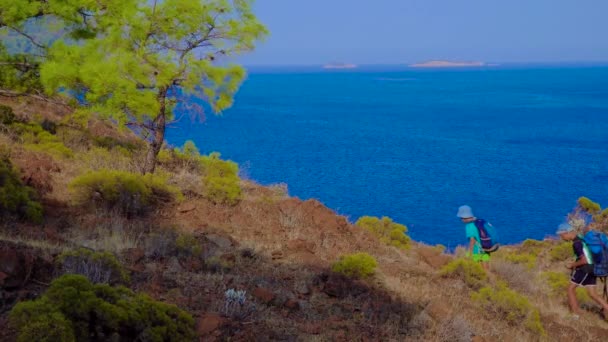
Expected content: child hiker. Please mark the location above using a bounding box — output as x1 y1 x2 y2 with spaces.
556 222 608 320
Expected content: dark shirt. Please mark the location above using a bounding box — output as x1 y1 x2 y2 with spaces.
572 236 594 272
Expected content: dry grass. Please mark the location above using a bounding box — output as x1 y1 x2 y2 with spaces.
0 231 69 253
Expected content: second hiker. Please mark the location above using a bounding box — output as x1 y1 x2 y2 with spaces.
556 222 608 320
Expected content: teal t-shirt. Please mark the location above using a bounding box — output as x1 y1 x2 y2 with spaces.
465 222 482 254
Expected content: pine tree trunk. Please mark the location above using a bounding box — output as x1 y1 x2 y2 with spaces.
142 87 168 174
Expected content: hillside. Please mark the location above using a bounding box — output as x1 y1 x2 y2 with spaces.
0 96 607 341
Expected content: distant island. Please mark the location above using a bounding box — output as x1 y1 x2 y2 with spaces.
409 60 486 68
323 63 358 69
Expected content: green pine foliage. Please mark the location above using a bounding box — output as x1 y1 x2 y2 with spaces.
69 170 182 215
472 282 545 335
200 152 241 205
355 216 411 249
440 258 487 289
331 252 378 279
0 157 43 223
9 274 196 342
577 196 601 214
1 0 267 172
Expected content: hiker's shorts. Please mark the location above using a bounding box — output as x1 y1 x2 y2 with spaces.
471 253 490 262
571 268 597 286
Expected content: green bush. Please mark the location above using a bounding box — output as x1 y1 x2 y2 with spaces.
500 252 537 270
11 122 73 158
578 196 601 214
472 282 545 335
69 170 182 216
9 274 196 342
440 258 487 289
0 158 43 223
331 252 378 279
550 242 572 262
200 152 241 205
57 248 129 284
356 216 411 249
0 104 15 125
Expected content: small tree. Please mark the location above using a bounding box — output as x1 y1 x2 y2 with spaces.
1 0 268 173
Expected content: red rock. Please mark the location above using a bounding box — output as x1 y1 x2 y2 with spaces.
124 248 145 264
253 287 275 304
284 299 300 310
220 253 236 264
197 313 225 336
178 203 196 213
302 323 321 335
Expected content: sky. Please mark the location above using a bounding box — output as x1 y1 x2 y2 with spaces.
240 0 608 66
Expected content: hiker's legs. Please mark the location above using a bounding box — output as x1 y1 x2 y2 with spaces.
481 261 490 271
567 283 582 314
585 286 608 318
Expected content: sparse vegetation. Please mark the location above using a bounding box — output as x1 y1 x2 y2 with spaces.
0 157 43 223
332 252 378 279
56 248 129 284
472 282 545 335
440 258 487 289
550 241 572 261
9 274 196 342
69 170 182 216
10 122 73 158
356 216 411 249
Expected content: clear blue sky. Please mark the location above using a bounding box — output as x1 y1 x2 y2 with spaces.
241 0 608 65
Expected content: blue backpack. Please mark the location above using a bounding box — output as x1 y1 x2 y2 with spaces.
474 219 500 253
583 230 608 277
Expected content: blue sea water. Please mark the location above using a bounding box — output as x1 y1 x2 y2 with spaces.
167 66 608 249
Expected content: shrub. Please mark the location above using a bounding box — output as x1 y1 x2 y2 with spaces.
501 252 537 270
472 282 545 335
11 122 73 158
175 233 203 257
440 258 487 289
578 196 601 214
0 104 15 125
0 158 43 223
550 242 572 262
69 170 182 216
542 271 592 304
520 239 546 254
356 216 411 249
223 289 256 320
9 274 196 342
491 259 537 295
331 252 377 279
200 152 241 205
56 248 129 284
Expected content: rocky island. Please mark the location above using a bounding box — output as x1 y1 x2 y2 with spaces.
410 60 486 68
323 62 358 69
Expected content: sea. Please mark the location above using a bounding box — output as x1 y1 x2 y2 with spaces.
166 65 608 249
